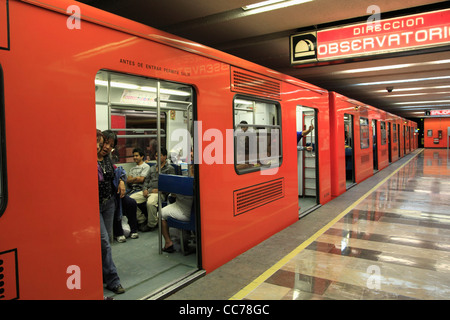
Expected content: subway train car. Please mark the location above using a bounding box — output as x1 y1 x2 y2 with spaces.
328 92 416 199
329 92 375 197
0 0 333 299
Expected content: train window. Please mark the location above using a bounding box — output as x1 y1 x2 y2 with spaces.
0 65 6 218
380 121 386 145
360 117 370 149
233 96 282 174
95 70 194 164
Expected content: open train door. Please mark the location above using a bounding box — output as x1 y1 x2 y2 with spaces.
372 119 378 173
296 106 319 218
344 114 356 189
95 70 202 300
388 122 392 163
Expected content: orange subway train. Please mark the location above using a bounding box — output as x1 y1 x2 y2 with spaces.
0 0 416 300
328 92 417 198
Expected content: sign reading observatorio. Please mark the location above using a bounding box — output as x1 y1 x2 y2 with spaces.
291 8 450 65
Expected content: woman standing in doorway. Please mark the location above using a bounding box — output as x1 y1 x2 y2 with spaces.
97 129 125 294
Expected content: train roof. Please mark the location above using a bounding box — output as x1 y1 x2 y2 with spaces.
21 0 327 95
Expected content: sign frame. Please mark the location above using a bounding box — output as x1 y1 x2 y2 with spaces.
291 7 450 66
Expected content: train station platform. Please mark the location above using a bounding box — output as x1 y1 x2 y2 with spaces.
167 148 450 300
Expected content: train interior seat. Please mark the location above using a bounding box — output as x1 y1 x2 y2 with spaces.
158 174 196 256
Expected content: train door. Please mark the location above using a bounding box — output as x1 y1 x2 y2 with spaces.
397 124 401 158
296 106 318 217
372 119 378 172
410 127 413 150
95 70 200 300
344 113 355 189
387 122 392 163
403 125 407 155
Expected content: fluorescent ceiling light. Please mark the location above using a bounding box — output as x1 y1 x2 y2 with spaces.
338 64 414 74
235 99 254 105
396 100 450 105
95 80 191 96
354 75 450 86
338 59 450 74
382 92 450 98
242 0 285 10
242 0 313 14
397 104 450 109
374 85 450 93
382 93 429 98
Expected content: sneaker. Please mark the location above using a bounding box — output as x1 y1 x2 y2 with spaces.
107 284 125 294
116 235 126 243
130 232 139 239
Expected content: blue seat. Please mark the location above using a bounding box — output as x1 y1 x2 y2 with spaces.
158 174 195 255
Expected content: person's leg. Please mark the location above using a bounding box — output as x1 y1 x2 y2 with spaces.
122 195 139 236
129 191 147 225
145 193 159 228
161 219 173 250
100 198 123 291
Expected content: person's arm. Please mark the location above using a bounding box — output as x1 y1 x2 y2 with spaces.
117 180 126 198
302 124 314 136
297 146 313 151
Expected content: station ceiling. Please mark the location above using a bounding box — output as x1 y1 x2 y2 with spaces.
77 0 450 120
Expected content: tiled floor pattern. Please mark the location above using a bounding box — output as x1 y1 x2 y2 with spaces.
239 149 450 300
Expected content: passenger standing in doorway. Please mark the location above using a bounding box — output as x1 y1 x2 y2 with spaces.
97 129 125 294
297 124 314 151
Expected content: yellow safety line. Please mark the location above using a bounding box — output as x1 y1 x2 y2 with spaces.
230 149 423 300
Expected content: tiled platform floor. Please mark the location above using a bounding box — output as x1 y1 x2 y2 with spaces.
168 149 450 300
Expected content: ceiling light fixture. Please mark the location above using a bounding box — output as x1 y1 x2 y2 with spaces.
354 75 450 86
338 59 450 74
396 100 450 105
383 91 450 98
374 85 450 93
242 0 285 10
242 0 313 14
338 64 414 74
95 80 191 96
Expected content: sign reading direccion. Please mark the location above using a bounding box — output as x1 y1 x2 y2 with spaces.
291 8 450 65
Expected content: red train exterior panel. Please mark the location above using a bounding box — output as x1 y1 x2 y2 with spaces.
0 0 332 299
0 0 418 300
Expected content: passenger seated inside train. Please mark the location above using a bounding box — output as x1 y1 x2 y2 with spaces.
133 147 175 232
114 148 150 243
127 148 151 193
161 164 194 253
